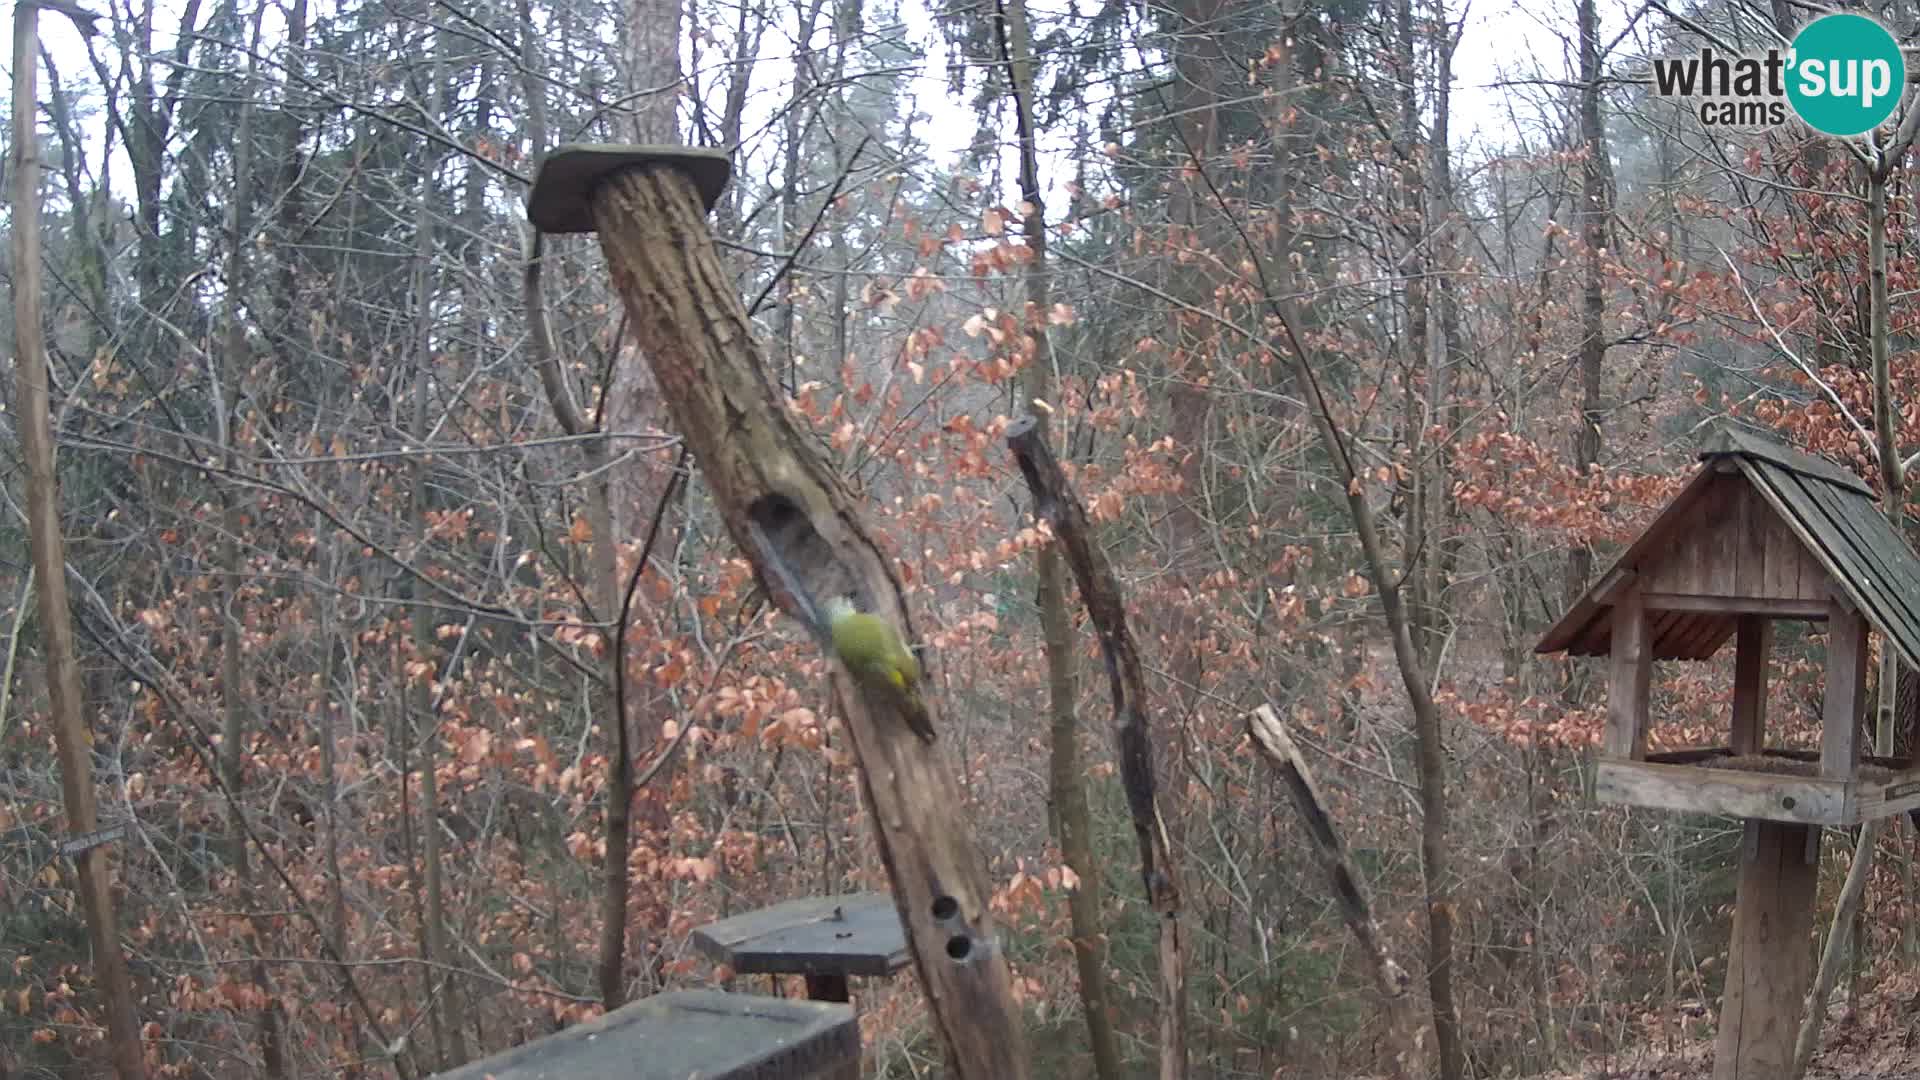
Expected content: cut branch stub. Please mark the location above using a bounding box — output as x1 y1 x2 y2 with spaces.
1247 705 1409 998
527 145 1030 1079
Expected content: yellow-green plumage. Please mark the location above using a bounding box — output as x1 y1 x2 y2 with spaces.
824 597 936 742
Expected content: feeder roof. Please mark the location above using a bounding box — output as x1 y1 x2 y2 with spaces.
1536 426 1920 669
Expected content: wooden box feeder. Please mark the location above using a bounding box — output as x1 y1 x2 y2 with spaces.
1536 427 1920 1079
435 989 858 1080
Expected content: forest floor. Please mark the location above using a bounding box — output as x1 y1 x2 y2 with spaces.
1532 975 1920 1078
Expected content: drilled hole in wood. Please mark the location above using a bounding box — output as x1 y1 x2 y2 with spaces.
945 934 972 961
1781 796 1797 810
931 895 959 921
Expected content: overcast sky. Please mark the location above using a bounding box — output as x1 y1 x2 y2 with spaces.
2 0 1606 221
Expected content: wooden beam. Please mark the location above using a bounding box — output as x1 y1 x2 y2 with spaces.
1732 617 1770 756
1607 587 1652 760
1822 597 1868 781
1850 767 1920 823
1594 760 1847 825
1593 566 1637 605
1712 822 1820 1080
1641 594 1829 618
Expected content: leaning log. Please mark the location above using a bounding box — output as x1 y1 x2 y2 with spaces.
528 146 1030 1078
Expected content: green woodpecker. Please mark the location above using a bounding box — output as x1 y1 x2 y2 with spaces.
823 596 936 742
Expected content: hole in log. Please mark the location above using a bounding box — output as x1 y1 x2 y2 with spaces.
945 935 972 961
1781 796 1796 810
931 895 959 921
745 494 861 627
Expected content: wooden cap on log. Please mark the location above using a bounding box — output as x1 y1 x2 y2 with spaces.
526 144 732 233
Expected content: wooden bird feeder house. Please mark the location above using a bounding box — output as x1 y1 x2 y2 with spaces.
1537 426 1920 1079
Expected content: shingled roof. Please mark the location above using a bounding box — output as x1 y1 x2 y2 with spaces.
1536 426 1920 670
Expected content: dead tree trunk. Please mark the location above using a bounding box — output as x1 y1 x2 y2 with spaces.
528 151 1031 1079
1006 416 1188 1079
993 1 1122 1075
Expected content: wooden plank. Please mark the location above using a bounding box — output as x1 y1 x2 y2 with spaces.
1640 594 1827 618
1700 477 1738 596
1745 463 1847 608
1607 587 1652 759
1712 821 1821 1080
1674 612 1733 660
1661 477 1716 595
1761 491 1807 600
1693 621 1739 660
436 990 860 1080
1645 747 1737 765
1822 597 1868 781
1824 491 1920 669
1734 479 1767 598
1799 476 1920 625
1575 614 1612 657
1646 608 1685 659
1732 617 1770 756
1743 463 1898 640
1594 760 1847 824
1849 766 1920 823
1592 566 1637 605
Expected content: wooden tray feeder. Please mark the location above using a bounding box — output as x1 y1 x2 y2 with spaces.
1537 426 1920 1080
691 892 911 1004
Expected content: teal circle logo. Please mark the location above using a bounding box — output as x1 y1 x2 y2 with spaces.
1787 14 1905 137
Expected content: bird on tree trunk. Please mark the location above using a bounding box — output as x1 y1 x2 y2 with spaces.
824 596 936 743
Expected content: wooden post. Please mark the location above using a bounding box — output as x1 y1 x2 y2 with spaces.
1607 587 1652 759
527 149 1030 1079
1732 617 1770 756
1822 597 1868 780
804 975 852 1003
1713 821 1819 1080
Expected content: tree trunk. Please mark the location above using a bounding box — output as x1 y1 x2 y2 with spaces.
1568 0 1613 609
571 160 1033 1077
1393 0 1435 668
605 0 690 1001
10 8 148 1075
996 3 1123 1075
406 45 466 1064
215 22 287 1071
1263 302 1462 1080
